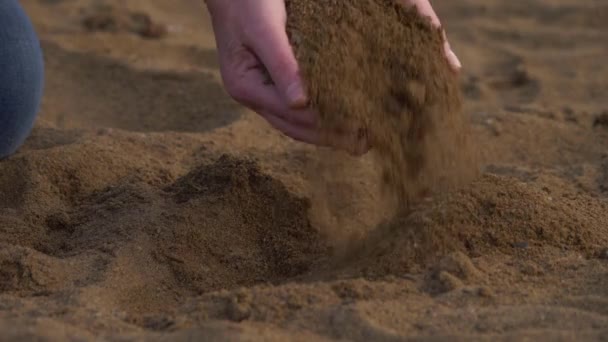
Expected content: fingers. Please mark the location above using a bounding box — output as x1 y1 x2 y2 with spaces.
245 74 317 127
222 55 370 154
262 112 320 144
399 0 462 71
210 0 369 154
244 8 308 108
224 55 369 155
223 56 317 126
443 37 462 71
440 29 462 71
233 79 317 127
263 112 371 155
401 0 441 26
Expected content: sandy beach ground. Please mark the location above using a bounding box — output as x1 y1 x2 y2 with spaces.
1 0 607 340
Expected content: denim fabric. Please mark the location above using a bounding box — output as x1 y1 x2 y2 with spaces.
0 0 44 158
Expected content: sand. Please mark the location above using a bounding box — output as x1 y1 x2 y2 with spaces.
287 0 477 204
1 0 608 340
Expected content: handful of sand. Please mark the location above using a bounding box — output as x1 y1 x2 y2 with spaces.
286 0 478 205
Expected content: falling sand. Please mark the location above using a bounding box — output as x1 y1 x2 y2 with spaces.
287 0 479 206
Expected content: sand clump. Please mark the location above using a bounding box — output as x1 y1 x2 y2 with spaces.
287 0 479 205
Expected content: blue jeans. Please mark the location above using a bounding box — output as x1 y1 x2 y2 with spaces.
0 0 44 159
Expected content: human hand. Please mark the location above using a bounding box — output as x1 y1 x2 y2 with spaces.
205 0 459 154
205 0 321 146
399 0 462 71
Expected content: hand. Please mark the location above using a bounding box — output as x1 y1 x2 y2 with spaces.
205 0 460 154
401 0 462 70
206 0 321 147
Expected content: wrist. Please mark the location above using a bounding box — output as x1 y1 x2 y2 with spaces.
206 0 236 28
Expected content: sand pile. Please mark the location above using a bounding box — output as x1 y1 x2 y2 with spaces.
330 174 608 280
0 148 327 301
287 0 478 205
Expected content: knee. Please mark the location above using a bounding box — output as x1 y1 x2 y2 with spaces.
0 0 44 159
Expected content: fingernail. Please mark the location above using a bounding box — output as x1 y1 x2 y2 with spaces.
286 81 308 108
447 50 462 70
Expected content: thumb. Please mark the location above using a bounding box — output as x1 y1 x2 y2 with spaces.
247 24 308 109
443 33 462 71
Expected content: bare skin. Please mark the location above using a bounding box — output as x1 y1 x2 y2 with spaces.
206 0 460 154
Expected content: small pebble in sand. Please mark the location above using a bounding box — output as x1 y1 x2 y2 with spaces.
593 111 608 128
512 241 529 249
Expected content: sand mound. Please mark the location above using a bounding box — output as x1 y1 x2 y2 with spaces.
0 143 327 312
161 155 327 293
287 0 478 204
332 174 608 279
